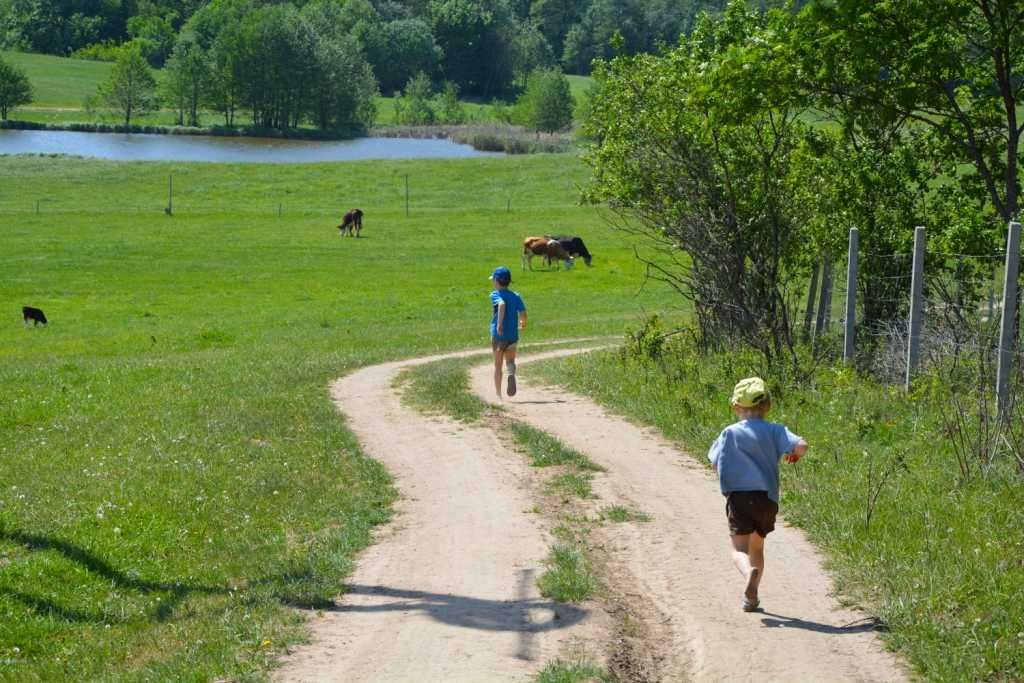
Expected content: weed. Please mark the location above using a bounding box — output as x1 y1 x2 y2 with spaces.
537 543 595 603
599 505 650 523
546 473 595 500
536 657 615 683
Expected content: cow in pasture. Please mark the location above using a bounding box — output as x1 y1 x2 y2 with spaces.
22 306 47 326
522 236 574 271
338 208 364 237
545 235 593 266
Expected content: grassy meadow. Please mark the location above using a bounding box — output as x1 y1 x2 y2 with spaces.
0 152 669 679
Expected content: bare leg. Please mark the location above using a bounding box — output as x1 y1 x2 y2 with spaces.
493 347 505 398
731 532 765 602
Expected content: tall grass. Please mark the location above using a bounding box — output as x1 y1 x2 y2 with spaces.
538 338 1024 681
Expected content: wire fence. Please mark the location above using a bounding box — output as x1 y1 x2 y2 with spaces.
804 223 1024 418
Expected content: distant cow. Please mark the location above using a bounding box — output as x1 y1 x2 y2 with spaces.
522 236 573 271
545 235 593 266
338 209 364 237
22 306 47 326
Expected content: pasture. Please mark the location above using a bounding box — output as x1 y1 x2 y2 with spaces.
0 152 670 679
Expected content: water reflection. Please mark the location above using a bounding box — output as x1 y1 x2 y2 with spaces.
0 129 498 163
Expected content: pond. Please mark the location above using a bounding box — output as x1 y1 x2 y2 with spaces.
0 129 498 163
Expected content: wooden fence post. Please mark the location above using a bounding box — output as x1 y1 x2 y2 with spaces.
905 226 926 390
844 228 859 364
996 221 1021 418
405 174 409 217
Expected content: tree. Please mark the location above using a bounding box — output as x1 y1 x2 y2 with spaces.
308 33 378 133
584 3 810 366
161 33 208 126
435 80 465 124
0 54 32 120
395 71 435 125
99 44 158 126
429 0 516 98
364 18 442 94
516 67 573 132
791 0 1024 225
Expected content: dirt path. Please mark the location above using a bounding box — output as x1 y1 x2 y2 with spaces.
275 344 610 682
469 350 907 682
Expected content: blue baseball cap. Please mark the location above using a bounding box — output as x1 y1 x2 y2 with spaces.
489 266 512 282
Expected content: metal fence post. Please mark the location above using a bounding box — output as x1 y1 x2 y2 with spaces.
844 228 859 363
802 263 820 343
905 226 926 390
996 221 1021 418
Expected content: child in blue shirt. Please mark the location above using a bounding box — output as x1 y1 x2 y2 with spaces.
708 377 807 612
488 266 527 398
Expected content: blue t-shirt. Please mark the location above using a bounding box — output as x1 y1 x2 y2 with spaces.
707 418 802 503
490 289 526 341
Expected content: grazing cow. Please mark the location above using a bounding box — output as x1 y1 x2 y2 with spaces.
522 236 574 271
338 208 364 237
22 306 47 326
545 235 593 266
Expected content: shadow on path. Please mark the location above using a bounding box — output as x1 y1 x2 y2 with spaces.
759 611 887 634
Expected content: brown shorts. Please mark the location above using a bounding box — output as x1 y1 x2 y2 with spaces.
726 491 778 537
492 338 517 351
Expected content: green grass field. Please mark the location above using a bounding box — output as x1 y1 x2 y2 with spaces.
0 151 666 679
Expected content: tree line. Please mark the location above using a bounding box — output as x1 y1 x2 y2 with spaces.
0 0 807 94
584 0 1024 371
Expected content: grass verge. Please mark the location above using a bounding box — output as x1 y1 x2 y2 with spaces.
536 656 614 683
536 526 596 604
537 340 1024 681
397 356 490 422
599 505 650 523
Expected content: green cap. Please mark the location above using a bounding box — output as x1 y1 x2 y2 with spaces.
731 377 768 408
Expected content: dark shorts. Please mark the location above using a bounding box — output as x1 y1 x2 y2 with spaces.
726 491 778 537
492 338 517 351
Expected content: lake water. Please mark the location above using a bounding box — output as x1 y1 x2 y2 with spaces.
0 129 497 163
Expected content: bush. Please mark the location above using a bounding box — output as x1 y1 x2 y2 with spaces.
71 40 123 62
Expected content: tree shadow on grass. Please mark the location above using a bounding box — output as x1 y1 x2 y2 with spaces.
0 528 231 624
759 611 887 634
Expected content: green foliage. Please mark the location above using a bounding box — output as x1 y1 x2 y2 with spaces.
599 505 649 523
98 43 157 126
364 18 441 94
70 39 122 62
516 67 574 133
127 13 177 67
540 339 1024 681
435 80 465 124
0 51 31 119
161 33 208 127
395 71 435 125
428 0 516 98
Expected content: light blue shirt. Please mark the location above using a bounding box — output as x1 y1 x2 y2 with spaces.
707 418 802 503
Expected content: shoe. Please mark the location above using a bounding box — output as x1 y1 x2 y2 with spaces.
507 374 517 397
742 597 760 612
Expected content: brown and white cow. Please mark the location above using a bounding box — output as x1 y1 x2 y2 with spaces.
522 236 573 271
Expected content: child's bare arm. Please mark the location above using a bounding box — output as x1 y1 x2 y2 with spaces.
519 311 527 329
496 300 506 335
784 439 808 463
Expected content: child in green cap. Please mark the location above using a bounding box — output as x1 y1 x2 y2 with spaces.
708 377 808 611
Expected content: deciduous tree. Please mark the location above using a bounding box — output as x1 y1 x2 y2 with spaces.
99 44 158 126
0 54 31 120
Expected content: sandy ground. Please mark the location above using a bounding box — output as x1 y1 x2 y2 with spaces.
468 349 908 682
274 346 609 683
278 345 907 682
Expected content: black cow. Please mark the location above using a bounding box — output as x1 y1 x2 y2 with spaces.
22 306 47 326
545 235 592 266
338 208 364 237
